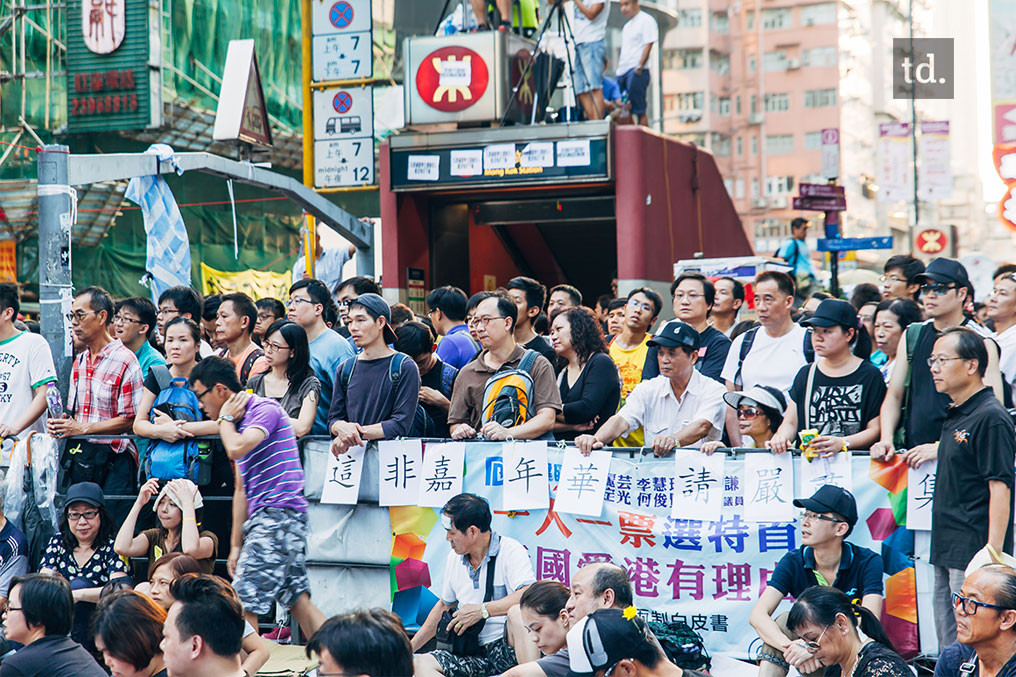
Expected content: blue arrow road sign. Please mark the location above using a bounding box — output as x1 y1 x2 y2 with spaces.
817 236 893 252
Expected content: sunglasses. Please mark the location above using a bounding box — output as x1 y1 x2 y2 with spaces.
737 406 762 420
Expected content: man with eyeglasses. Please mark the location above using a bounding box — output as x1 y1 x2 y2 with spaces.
607 287 663 447
671 273 730 383
918 327 1015 649
872 258 1004 470
749 485 882 677
48 287 143 502
113 297 166 380
288 279 354 435
934 565 1016 677
880 255 925 302
426 285 480 371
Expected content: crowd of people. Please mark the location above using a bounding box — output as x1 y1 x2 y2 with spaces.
0 249 1012 675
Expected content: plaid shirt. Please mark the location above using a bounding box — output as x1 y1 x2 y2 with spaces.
69 339 143 460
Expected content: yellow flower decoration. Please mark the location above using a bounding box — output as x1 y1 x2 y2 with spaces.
622 606 638 621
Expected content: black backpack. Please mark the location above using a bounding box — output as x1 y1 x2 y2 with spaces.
733 326 815 389
338 353 430 437
647 619 711 671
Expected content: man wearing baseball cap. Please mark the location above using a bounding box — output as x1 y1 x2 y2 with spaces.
749 485 882 677
575 321 726 457
567 608 706 677
872 257 1004 470
327 293 422 455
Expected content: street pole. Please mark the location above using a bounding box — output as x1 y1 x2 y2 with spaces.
826 178 840 298
909 0 919 231
37 144 73 400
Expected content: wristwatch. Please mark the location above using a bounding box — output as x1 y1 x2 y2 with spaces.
217 414 235 424
481 603 489 620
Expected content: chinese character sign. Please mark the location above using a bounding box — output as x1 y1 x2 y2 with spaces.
556 449 611 517
321 445 366 504
378 440 423 507
502 441 550 510
671 450 725 521
743 452 794 522
906 460 937 530
799 452 853 496
417 442 465 508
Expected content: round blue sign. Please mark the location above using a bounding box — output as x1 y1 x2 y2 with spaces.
329 1 354 29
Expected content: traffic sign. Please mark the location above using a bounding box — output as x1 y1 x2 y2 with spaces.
312 32 373 81
995 104 1016 146
313 86 374 142
793 196 846 211
821 128 839 179
329 1 354 29
817 237 893 252
312 0 370 34
314 138 374 188
799 183 845 198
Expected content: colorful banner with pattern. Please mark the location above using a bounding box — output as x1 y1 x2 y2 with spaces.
389 445 918 660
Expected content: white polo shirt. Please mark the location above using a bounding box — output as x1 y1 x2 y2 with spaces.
440 533 535 646
617 370 727 447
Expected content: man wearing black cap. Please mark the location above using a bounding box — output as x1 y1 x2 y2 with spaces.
749 485 882 677
327 293 421 456
575 321 726 457
872 257 1004 468
567 608 703 677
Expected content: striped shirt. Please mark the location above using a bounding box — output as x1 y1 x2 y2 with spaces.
236 395 308 516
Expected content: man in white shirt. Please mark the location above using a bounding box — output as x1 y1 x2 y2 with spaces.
721 271 810 446
413 493 536 677
291 230 355 307
616 0 657 126
0 284 57 440
576 321 726 457
569 0 609 121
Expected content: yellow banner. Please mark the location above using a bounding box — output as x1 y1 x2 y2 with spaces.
0 241 16 284
199 263 291 302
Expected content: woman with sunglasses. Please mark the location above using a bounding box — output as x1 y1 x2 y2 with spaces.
245 320 321 438
786 586 908 677
701 385 786 454
768 299 884 456
39 482 129 652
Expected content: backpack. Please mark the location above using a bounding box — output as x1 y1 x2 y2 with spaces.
145 366 209 484
338 353 432 437
646 619 711 671
733 326 815 389
239 348 264 385
480 350 539 428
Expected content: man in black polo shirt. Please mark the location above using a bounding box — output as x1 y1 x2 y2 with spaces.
749 485 883 677
872 257 1004 467
926 327 1015 650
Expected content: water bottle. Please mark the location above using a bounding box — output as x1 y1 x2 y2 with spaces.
46 383 64 419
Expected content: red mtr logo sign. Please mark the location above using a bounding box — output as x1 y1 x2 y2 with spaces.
915 228 948 255
416 46 489 113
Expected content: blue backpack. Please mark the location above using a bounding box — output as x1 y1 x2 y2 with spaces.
145 366 204 482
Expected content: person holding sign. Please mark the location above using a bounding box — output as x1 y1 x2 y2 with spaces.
749 485 883 677
767 300 884 457
412 493 536 677
575 321 726 457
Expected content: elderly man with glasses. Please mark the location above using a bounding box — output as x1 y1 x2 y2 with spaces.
748 485 883 677
935 565 1016 677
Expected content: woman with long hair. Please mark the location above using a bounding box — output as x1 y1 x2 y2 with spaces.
501 580 571 677
550 307 620 440
114 478 218 580
91 590 168 677
701 385 787 454
38 482 129 650
144 553 270 676
245 320 320 437
786 586 909 677
768 299 885 456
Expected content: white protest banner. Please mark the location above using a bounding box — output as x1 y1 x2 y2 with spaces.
502 441 550 510
906 460 937 530
671 450 725 521
321 445 365 505
555 449 610 517
743 452 794 522
418 442 465 508
378 439 423 507
799 452 853 496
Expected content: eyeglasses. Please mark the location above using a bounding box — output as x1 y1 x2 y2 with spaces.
800 511 842 525
673 292 704 302
628 298 654 313
3 607 21 613
65 310 96 324
338 299 355 308
737 406 762 420
263 341 290 353
920 282 956 295
880 275 906 284
604 659 632 677
156 307 180 317
952 592 1013 616
287 297 317 308
802 625 831 652
67 510 99 522
467 315 505 329
927 356 966 369
112 315 140 325
192 387 212 401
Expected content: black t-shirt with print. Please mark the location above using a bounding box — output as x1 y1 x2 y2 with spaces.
789 360 886 436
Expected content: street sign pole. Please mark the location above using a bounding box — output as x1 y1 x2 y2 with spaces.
827 205 840 298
